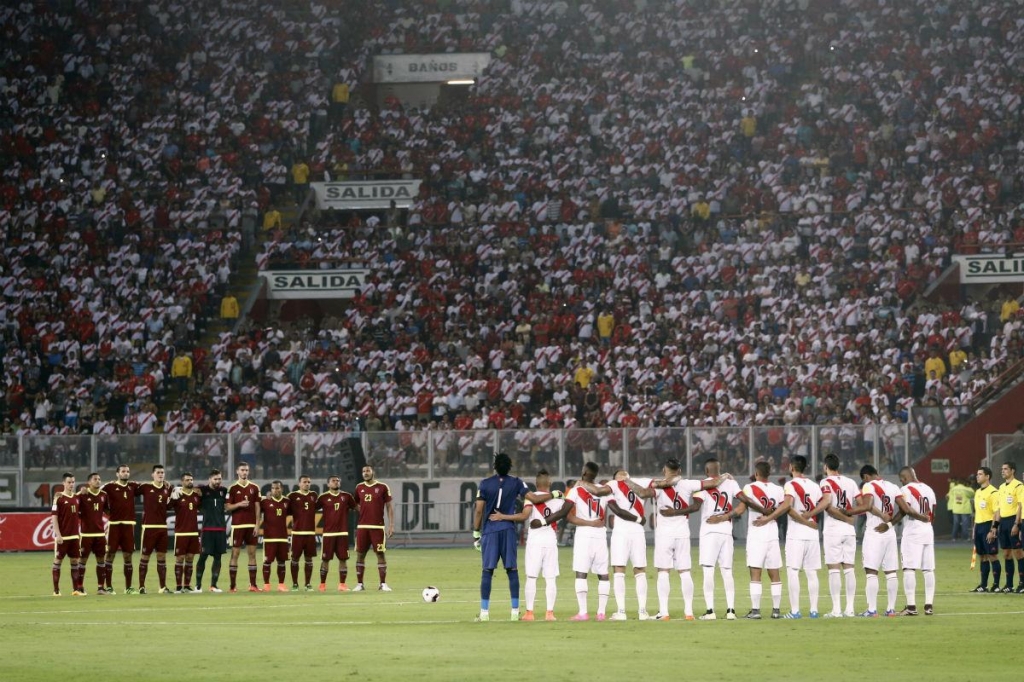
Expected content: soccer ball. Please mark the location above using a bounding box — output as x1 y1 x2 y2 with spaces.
422 586 441 602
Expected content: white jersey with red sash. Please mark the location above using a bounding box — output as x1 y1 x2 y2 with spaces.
525 497 565 547
784 476 824 541
608 478 648 536
566 484 608 540
654 479 702 539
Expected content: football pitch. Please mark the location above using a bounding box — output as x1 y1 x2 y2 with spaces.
0 546 1018 681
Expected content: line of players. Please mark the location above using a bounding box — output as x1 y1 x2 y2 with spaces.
49 462 395 596
486 453 936 621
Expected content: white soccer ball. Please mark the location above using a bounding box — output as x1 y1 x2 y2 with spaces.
422 586 441 602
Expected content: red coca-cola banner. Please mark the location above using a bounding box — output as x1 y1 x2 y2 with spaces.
0 512 55 551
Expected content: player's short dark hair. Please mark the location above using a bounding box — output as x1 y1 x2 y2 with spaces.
494 453 512 476
583 462 599 476
209 469 222 477
979 466 993 478
860 464 878 478
87 471 99 479
536 469 550 478
791 455 808 473
299 474 311 481
823 453 840 471
61 471 74 481
152 464 164 473
328 474 340 481
237 462 250 469
271 480 283 487
117 464 129 472
899 466 914 477
755 461 771 478
1006 461 1017 472
704 457 719 467
663 458 681 472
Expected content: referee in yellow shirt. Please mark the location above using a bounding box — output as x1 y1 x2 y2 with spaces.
988 462 1024 593
972 467 1000 592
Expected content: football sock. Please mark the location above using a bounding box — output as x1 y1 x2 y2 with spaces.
139 558 149 588
828 570 841 612
844 568 857 613
319 563 329 586
992 559 1001 586
211 556 221 587
866 574 879 612
635 573 648 613
103 556 114 589
722 567 735 610
575 578 588 614
770 581 783 609
980 560 990 587
702 566 716 611
248 564 257 587
885 572 898 611
196 555 207 588
277 561 286 584
356 561 365 584
657 571 670 613
480 568 494 607
903 570 917 606
787 567 801 613
545 579 557 611
806 571 819 613
230 565 238 590
924 570 936 604
157 560 167 589
290 560 300 585
680 571 694 614
1005 559 1015 588
613 572 626 612
597 578 610 615
525 576 538 611
185 561 194 587
338 564 347 585
263 563 272 585
124 559 134 589
304 559 313 585
378 561 387 583
507 568 520 608
1017 559 1024 582
176 560 184 589
749 581 762 610
52 562 61 592
96 562 106 589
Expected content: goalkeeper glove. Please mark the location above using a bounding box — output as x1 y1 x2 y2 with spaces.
473 530 481 551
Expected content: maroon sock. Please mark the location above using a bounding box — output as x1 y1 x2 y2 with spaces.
156 561 167 589
263 563 271 585
52 562 61 592
229 565 238 589
248 564 257 587
277 562 286 584
305 560 313 585
124 561 134 589
184 562 194 587
175 560 184 589
378 562 387 584
139 560 149 588
290 560 299 585
356 562 365 584
339 565 347 585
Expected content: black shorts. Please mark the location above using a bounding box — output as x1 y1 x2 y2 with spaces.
974 521 997 555
201 531 228 556
997 518 1022 551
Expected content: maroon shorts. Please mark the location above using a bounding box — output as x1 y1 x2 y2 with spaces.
356 528 386 554
80 536 106 559
321 535 349 561
174 535 201 557
107 524 136 553
141 527 169 554
264 541 289 563
232 527 258 548
55 538 81 560
290 534 317 560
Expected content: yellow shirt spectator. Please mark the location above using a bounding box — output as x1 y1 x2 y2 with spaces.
574 365 595 390
691 200 711 221
974 484 998 523
740 114 756 137
924 356 946 379
1000 298 1020 322
946 483 974 515
220 295 239 320
949 348 967 371
332 83 350 104
597 312 615 340
171 354 193 378
262 209 282 231
292 162 310 185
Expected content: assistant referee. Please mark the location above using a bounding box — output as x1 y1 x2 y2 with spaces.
988 462 1024 593
972 467 1000 592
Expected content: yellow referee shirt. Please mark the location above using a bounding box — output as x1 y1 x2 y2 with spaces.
974 484 999 523
995 479 1023 520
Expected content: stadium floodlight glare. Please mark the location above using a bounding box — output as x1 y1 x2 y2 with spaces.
447 79 475 85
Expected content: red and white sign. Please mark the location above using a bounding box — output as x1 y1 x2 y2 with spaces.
0 512 54 551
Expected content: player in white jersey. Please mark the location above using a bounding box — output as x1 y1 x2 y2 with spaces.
627 458 732 620
734 461 789 620
782 455 831 619
895 466 937 616
851 465 902 617
488 470 571 621
579 469 652 620
693 457 742 621
819 453 860 617
564 462 611 621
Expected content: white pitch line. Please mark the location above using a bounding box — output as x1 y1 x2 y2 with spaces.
1 600 476 616
17 620 468 627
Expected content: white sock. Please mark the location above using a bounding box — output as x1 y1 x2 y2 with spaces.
702 566 716 611
924 570 935 605
770 581 782 609
525 576 538 611
613 572 626 613
866 573 879 612
597 579 610 616
680 571 694 616
885 572 898 612
828 570 842 614
657 571 670 614
545 580 557 612
806 570 819 613
749 581 762 610
787 567 801 613
635 573 648 614
843 568 857 614
721 567 735 610
903 570 917 608
575 578 588 615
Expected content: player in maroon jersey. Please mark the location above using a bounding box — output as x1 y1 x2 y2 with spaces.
77 473 109 595
354 465 395 591
102 464 140 594
137 464 174 594
51 472 83 596
288 475 318 591
260 480 291 592
317 475 358 591
170 472 202 592
226 462 261 592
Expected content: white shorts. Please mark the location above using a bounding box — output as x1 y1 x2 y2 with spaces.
525 541 560 579
785 538 822 570
746 538 782 570
609 529 647 568
654 536 692 571
698 533 734 568
900 537 935 571
572 533 609 575
823 534 857 566
862 532 899 572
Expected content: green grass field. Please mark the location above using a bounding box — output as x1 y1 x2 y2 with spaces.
0 545 1018 681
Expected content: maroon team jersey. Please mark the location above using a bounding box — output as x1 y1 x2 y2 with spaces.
77 489 108 536
355 481 391 528
137 482 172 526
287 490 318 534
172 490 202 535
103 480 140 524
260 497 290 541
318 491 356 535
51 492 81 539
228 481 261 528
